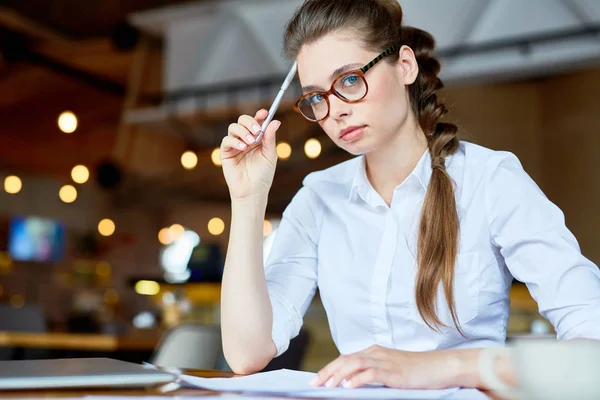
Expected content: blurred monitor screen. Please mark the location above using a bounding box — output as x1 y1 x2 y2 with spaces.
8 215 65 262
187 243 224 282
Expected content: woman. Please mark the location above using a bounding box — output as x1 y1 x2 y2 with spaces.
219 0 600 390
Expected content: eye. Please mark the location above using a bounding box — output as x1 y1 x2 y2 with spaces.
341 74 360 87
308 93 325 104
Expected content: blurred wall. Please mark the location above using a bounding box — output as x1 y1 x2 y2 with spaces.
540 68 600 265
445 81 543 184
444 66 599 264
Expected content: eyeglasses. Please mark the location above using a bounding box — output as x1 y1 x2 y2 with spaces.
294 45 399 122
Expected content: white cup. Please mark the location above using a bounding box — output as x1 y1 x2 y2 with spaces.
479 339 600 400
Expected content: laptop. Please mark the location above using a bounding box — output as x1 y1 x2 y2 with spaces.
0 358 176 390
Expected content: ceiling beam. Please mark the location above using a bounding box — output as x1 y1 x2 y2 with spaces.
441 23 600 58
562 0 595 26
25 51 126 95
0 7 71 42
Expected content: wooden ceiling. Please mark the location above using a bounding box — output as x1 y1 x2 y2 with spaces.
1 0 199 39
0 2 139 178
0 1 350 214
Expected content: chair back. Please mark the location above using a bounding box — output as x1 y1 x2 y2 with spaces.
150 323 222 370
0 304 48 361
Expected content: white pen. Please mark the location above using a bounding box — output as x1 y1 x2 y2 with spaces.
255 61 298 142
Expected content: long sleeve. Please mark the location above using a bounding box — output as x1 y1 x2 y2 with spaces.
265 186 322 356
485 152 600 340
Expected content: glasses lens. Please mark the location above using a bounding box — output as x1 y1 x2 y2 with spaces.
297 93 328 121
333 73 367 102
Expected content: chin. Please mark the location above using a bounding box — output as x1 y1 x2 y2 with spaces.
338 141 374 157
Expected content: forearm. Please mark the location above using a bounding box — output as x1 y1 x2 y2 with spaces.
221 195 277 373
441 340 599 390
438 348 516 390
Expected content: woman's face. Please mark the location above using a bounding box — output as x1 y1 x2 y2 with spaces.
297 30 419 156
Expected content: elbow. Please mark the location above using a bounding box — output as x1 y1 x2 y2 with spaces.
228 358 267 375
224 350 273 375
223 340 276 375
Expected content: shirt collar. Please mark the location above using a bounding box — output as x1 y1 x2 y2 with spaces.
414 148 433 190
347 155 369 204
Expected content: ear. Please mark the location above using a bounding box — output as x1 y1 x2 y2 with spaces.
396 45 419 85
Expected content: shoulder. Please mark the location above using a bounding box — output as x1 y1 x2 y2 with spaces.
456 141 529 183
456 141 547 216
450 141 544 211
457 141 521 169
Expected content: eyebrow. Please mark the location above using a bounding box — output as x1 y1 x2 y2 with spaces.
301 62 363 93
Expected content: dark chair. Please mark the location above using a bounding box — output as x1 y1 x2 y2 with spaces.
66 312 101 333
0 304 48 360
149 323 223 370
261 328 311 372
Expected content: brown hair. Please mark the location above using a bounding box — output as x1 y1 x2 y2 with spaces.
284 0 462 334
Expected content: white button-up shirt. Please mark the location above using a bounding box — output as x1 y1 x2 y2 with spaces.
264 141 600 357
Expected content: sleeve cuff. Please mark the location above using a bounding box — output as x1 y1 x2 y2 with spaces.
269 290 304 358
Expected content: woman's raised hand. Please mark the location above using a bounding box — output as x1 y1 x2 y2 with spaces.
220 109 281 202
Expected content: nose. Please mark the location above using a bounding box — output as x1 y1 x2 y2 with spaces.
328 93 352 120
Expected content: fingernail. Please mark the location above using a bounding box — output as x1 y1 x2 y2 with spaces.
325 378 335 388
246 135 255 143
342 380 352 389
252 124 261 134
309 377 318 386
238 143 247 150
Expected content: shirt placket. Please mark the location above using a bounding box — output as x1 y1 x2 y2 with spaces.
369 208 398 347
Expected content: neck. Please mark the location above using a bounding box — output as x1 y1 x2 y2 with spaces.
364 122 428 205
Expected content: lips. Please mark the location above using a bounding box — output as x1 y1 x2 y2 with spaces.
339 125 366 141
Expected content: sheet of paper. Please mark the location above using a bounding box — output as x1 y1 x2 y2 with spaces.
84 389 489 400
448 389 490 400
291 387 489 399
85 398 291 400
87 397 363 400
179 369 461 399
84 398 226 400
180 369 316 393
84 398 244 400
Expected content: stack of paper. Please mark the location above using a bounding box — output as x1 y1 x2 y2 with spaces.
85 368 489 400
179 369 475 399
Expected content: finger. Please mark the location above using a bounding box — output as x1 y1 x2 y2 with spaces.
311 354 369 388
260 119 281 156
254 108 268 121
345 368 388 389
364 345 381 354
310 356 347 387
328 356 378 389
228 123 256 145
220 136 247 159
238 114 262 137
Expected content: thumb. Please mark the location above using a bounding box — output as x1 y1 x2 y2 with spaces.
261 119 281 158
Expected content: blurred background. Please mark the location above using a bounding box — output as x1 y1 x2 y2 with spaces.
0 0 599 372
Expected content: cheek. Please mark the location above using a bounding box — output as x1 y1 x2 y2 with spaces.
319 120 337 140
367 74 406 111
368 74 411 128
